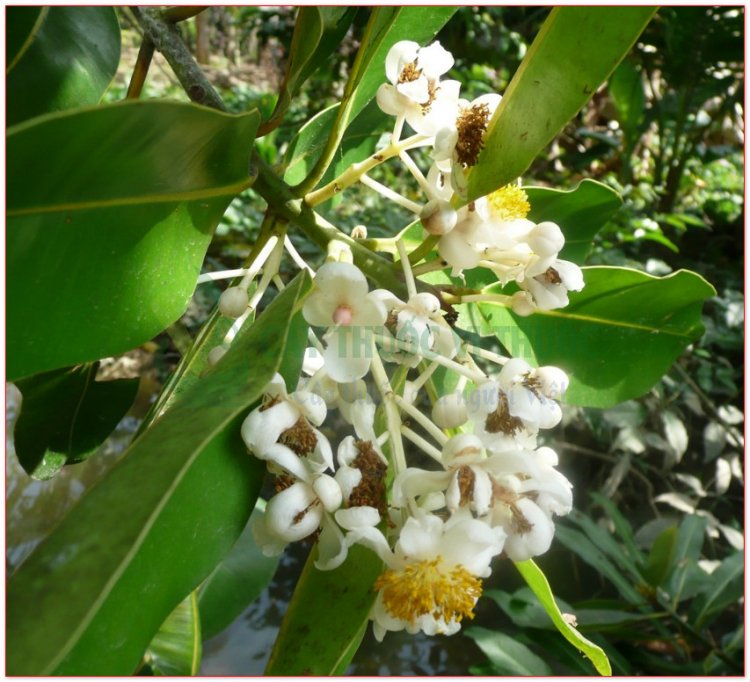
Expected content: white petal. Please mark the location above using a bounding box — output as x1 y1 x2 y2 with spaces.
265 482 322 542
442 433 484 466
241 401 299 456
466 381 499 419
353 292 387 326
376 83 406 116
336 435 359 467
396 76 430 104
291 390 327 426
396 513 443 561
385 40 419 83
535 366 569 400
471 467 494 516
528 221 565 258
433 126 459 162
350 398 378 443
335 505 381 530
503 499 555 561
309 428 335 471
315 514 348 571
323 327 373 382
392 468 451 507
262 442 309 481
251 513 288 557
335 465 362 501
417 41 454 78
345 525 394 566
313 473 343 512
442 514 505 576
555 260 585 291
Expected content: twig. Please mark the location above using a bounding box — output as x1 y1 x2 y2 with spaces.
132 6 225 111
126 38 155 99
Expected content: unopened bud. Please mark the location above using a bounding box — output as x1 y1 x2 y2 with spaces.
528 221 565 258
420 199 457 235
351 225 368 239
510 290 536 317
219 286 249 318
535 366 569 400
432 393 468 429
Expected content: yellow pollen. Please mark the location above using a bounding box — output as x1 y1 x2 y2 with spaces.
487 185 531 221
374 557 482 625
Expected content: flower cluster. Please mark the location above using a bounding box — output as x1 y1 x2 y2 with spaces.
233 40 581 643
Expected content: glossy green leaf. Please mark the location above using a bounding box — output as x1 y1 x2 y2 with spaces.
468 7 656 200
689 551 744 629
641 526 678 587
460 266 715 407
265 544 383 675
144 592 201 676
6 6 121 126
297 6 457 191
525 180 622 264
7 101 260 381
197 505 280 640
466 626 553 676
590 493 643 567
6 273 311 675
13 362 138 480
264 7 357 133
514 559 612 676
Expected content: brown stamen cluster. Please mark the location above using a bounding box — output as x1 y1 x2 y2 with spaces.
421 80 440 114
385 310 399 334
456 466 476 507
398 61 423 84
279 417 318 456
492 483 534 535
543 267 562 285
259 395 281 411
455 103 491 167
348 440 388 517
484 390 524 435
274 474 295 493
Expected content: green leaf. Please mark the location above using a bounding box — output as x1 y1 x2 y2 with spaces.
466 626 553 676
514 559 612 676
297 6 457 191
609 59 646 138
265 544 383 675
6 7 121 126
468 7 656 200
197 505 280 640
461 266 715 407
264 7 357 132
689 551 744 629
6 273 311 675
7 101 260 381
13 362 139 480
525 180 622 264
590 493 643 567
144 592 201 676
554 525 646 605
641 526 678 587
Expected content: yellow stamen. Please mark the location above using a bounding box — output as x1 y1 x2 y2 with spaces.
375 557 482 624
488 185 531 221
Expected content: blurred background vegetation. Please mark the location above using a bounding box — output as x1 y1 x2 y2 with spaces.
7 6 744 676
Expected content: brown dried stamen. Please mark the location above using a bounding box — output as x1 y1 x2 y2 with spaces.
455 103 491 167
543 267 562 285
274 474 295 493
398 61 423 84
484 390 524 435
385 310 399 334
457 466 476 507
292 498 321 525
348 440 388 517
279 417 318 456
492 483 534 534
420 80 440 114
260 395 281 411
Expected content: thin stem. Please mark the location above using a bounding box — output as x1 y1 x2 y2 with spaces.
456 292 514 305
369 343 408 476
394 394 448 446
196 268 248 284
396 238 417 299
465 343 509 368
408 234 439 266
400 426 443 463
304 134 429 207
126 38 155 99
410 361 439 393
359 174 422 214
412 259 448 276
391 113 405 144
373 332 485 383
284 235 315 274
399 151 434 198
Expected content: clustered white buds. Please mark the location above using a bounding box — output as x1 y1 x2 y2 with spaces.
238 39 584 644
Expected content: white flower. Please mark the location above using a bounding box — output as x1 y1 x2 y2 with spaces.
433 93 501 194
373 290 458 365
376 41 460 135
303 262 387 383
520 259 584 310
241 373 332 469
467 359 568 451
346 511 505 640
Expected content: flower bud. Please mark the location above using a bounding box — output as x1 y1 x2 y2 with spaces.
219 286 249 318
420 199 458 235
528 221 565 257
432 392 468 429
510 290 536 317
351 225 368 239
535 366 569 400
